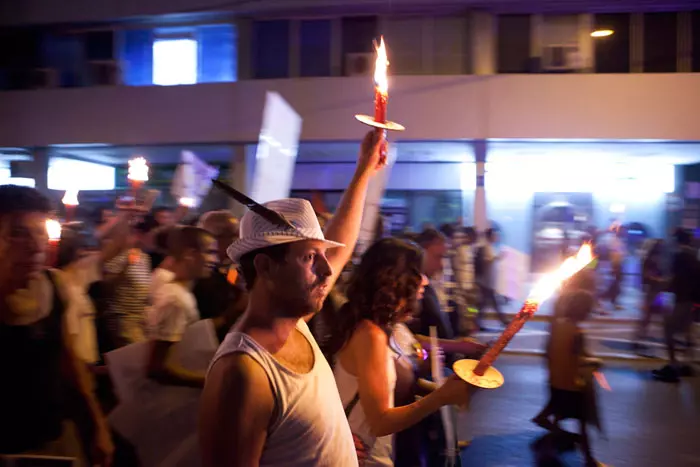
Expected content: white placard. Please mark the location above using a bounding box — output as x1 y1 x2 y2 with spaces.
250 92 302 203
356 145 397 255
107 320 218 467
171 151 220 208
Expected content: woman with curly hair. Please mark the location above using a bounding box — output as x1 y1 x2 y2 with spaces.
325 238 473 466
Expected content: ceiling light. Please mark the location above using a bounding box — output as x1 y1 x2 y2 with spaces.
591 29 614 38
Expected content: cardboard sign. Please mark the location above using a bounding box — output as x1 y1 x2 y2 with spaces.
171 151 219 208
250 92 302 204
356 144 397 255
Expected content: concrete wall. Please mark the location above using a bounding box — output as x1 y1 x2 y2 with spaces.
2 74 699 147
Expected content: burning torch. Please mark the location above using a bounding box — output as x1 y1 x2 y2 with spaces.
355 37 405 165
45 219 62 267
127 157 149 204
62 189 79 223
453 244 596 389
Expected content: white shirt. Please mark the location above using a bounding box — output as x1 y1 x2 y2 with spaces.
147 282 200 342
211 320 358 467
63 254 102 364
151 267 176 299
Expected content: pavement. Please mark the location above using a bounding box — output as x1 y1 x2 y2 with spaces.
457 355 700 467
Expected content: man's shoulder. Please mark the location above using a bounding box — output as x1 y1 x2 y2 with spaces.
208 351 271 390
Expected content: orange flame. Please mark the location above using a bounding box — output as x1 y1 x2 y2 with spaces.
128 157 149 182
62 189 79 206
45 219 62 241
374 36 388 96
529 243 594 303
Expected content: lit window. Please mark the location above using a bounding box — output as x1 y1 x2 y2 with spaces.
153 38 198 86
48 158 116 191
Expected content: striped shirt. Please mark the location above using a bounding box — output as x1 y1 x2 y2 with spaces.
103 249 152 346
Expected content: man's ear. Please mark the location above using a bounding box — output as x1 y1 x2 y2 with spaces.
253 254 275 282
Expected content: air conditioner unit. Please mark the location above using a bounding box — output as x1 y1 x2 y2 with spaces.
89 60 120 85
345 53 374 77
29 68 58 89
542 45 582 72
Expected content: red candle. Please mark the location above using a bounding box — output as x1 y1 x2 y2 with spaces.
373 37 389 161
374 89 387 124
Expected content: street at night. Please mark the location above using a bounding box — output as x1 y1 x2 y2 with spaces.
459 356 700 466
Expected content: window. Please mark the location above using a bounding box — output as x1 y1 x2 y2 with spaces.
254 20 290 79
384 17 425 75
644 13 677 72
342 16 377 55
48 158 116 191
153 38 197 86
497 15 531 73
121 24 237 86
594 14 630 73
433 16 471 75
342 16 378 75
300 20 332 77
199 24 237 83
121 29 153 86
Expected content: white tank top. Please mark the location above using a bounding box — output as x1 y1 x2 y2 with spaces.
210 319 358 467
334 345 397 467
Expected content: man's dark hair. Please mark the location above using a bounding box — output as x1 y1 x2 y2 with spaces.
238 243 290 291
152 226 177 254
485 228 498 241
439 223 455 239
167 226 212 259
153 206 173 215
674 227 692 246
0 185 51 221
416 228 445 248
463 226 477 239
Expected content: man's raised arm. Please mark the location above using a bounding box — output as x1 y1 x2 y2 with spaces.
324 131 383 284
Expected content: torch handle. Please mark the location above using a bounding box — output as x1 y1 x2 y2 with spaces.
473 300 538 376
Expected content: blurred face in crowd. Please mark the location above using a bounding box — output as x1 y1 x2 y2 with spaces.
155 209 174 227
422 237 446 278
4 212 48 288
190 234 218 279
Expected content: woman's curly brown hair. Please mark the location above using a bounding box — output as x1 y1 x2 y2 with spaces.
322 237 424 360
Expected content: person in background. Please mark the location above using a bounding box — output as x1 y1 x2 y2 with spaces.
102 220 152 350
0 185 113 466
148 224 175 270
56 217 132 366
149 225 177 298
413 229 456 341
325 238 472 466
409 229 484 357
146 226 218 386
635 239 666 352
475 228 509 330
533 288 604 467
599 225 626 313
199 130 383 467
438 224 463 335
652 228 698 382
452 226 479 336
194 210 247 341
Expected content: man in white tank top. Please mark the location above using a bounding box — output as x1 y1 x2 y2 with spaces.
200 131 385 467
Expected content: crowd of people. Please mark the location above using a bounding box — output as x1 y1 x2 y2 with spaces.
0 130 696 467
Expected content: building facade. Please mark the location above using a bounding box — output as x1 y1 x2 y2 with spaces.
1 0 700 262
